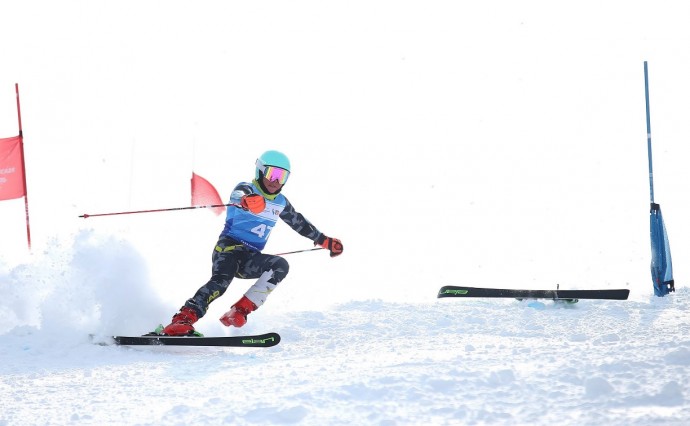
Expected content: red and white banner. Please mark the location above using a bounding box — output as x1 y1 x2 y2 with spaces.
0 135 26 201
191 172 225 216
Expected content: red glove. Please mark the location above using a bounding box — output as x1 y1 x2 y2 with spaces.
317 235 343 257
240 194 266 214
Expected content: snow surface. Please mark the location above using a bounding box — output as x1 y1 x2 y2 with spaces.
1 236 689 425
2 1 690 425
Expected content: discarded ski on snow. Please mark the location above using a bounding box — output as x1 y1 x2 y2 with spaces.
437 286 629 301
111 332 281 347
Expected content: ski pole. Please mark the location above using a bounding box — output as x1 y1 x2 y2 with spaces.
79 203 239 218
274 247 325 256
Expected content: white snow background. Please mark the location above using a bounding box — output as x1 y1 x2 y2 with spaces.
1 1 690 425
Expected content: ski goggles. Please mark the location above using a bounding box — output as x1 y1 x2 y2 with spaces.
258 163 290 185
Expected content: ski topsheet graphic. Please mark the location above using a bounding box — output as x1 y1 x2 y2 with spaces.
438 286 629 301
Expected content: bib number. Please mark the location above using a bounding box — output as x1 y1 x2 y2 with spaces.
250 224 273 239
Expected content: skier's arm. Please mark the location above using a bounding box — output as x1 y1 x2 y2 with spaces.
279 197 323 241
229 183 255 204
280 198 343 257
230 183 265 213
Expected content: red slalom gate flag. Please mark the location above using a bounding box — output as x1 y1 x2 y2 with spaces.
0 135 26 201
191 172 226 216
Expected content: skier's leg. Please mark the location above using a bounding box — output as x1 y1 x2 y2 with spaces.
220 254 289 327
162 241 242 335
184 244 244 316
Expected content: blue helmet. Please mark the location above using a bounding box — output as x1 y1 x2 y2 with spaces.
255 150 291 182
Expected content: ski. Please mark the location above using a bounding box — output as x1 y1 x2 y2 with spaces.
437 286 629 301
109 332 281 347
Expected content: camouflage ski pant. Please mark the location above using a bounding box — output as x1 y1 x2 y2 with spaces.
184 237 289 318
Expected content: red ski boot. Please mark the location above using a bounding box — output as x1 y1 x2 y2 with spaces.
219 296 257 328
162 306 199 336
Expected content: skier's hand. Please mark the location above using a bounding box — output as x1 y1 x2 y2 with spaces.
316 235 343 257
240 194 266 214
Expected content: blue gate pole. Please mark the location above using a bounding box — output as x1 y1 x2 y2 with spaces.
644 61 655 204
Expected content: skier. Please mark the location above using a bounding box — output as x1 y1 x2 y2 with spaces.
161 150 343 336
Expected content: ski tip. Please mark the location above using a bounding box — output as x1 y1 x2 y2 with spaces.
267 332 281 345
239 332 281 347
